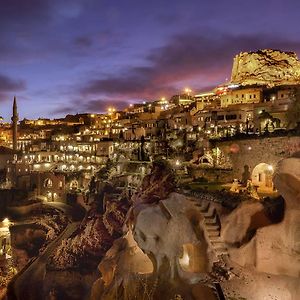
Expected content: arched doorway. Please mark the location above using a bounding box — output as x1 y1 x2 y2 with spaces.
252 163 274 191
44 178 53 188
70 180 79 190
178 243 209 273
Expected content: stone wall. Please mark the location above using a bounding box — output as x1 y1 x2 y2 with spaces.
214 135 300 182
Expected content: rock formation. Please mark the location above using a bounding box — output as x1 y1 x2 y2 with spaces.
44 156 300 300
91 190 225 300
133 192 211 279
231 49 300 86
48 199 129 270
90 161 230 300
220 152 300 299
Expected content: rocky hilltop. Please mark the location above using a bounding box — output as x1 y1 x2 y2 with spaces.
230 49 300 86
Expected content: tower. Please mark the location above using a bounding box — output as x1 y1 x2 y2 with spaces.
11 96 18 151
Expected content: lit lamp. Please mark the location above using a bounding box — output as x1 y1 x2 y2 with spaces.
184 88 192 96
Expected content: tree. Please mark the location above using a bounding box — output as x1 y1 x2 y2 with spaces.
140 135 147 161
287 87 300 129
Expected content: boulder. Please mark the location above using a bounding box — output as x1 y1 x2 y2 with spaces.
133 192 211 279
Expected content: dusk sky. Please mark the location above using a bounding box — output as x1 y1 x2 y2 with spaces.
1 0 300 121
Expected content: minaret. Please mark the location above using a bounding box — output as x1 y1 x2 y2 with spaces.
11 96 18 151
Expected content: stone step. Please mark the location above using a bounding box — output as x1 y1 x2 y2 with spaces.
213 243 227 250
209 236 223 242
211 242 226 249
203 212 216 219
203 208 217 219
200 202 210 213
204 217 218 225
216 250 229 257
214 247 228 256
208 231 220 238
206 224 220 231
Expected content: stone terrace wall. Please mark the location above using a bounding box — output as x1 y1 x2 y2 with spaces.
214 135 300 181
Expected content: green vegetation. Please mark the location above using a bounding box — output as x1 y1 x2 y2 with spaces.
186 182 228 192
287 87 300 129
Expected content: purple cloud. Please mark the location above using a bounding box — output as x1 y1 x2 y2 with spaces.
74 36 93 48
77 31 300 109
0 74 26 92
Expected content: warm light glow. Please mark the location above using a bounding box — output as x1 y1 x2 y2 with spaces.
227 84 240 89
267 165 273 171
2 218 10 226
179 250 190 267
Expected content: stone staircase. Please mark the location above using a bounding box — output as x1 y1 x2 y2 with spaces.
181 190 229 299
188 196 229 260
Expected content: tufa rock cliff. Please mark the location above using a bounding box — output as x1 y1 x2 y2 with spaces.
230 49 300 86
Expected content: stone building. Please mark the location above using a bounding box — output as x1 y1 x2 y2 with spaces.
220 87 262 107
213 135 300 192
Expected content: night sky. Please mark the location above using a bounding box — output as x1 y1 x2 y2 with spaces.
1 0 300 120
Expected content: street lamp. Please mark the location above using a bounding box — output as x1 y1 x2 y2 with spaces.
184 88 192 96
